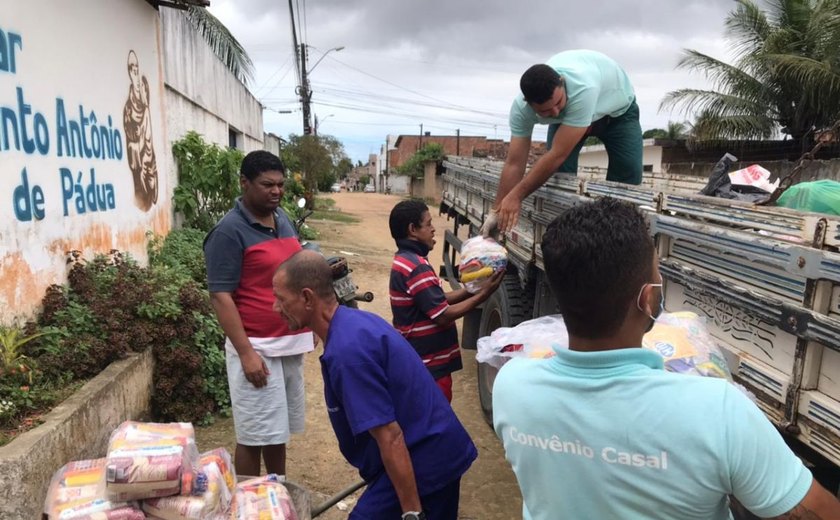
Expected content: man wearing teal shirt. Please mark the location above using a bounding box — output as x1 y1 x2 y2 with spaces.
492 197 840 519
482 50 642 234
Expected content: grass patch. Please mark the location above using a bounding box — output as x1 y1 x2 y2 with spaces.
311 211 360 224
315 197 336 210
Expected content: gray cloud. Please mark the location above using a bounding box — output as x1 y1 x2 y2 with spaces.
210 0 736 161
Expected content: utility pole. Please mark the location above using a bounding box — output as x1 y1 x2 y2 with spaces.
385 137 390 193
456 128 460 156
419 124 423 151
299 43 312 135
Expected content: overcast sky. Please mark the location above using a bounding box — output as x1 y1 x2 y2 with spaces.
208 0 737 163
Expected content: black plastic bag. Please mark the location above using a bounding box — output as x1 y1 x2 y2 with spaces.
699 153 772 203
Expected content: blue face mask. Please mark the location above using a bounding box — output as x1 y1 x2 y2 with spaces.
636 277 664 332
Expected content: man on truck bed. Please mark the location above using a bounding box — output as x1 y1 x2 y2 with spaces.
492 197 840 519
481 49 643 235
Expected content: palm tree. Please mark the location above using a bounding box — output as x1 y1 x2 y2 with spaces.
665 121 689 139
185 6 254 85
661 0 840 149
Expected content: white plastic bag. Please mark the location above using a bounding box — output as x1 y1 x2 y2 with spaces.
459 236 508 293
43 458 145 519
642 311 733 380
728 164 779 194
141 448 236 520
476 315 568 368
105 421 201 502
231 474 298 520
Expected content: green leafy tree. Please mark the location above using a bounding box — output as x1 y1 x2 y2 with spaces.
646 121 689 139
186 7 254 85
171 132 243 230
282 134 350 192
336 157 354 179
661 0 840 148
665 121 689 139
171 131 244 231
397 143 445 178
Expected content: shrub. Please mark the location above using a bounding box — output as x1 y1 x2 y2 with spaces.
397 143 444 178
21 243 227 427
172 131 244 231
147 228 208 286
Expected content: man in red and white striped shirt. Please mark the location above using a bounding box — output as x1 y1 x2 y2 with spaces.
389 200 503 402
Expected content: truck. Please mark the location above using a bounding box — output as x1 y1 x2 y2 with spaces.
438 155 840 490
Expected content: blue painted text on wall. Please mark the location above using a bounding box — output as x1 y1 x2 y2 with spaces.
0 27 23 74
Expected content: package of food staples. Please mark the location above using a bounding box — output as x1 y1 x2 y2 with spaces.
230 474 298 520
141 448 236 520
43 458 144 519
642 311 732 379
105 421 201 502
459 236 507 293
476 315 568 369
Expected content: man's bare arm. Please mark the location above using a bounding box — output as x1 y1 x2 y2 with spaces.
496 125 588 232
770 479 840 519
369 421 422 514
492 136 531 206
508 124 587 202
209 292 269 387
433 271 504 326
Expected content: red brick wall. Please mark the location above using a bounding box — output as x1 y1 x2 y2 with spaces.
390 135 490 168
388 135 549 169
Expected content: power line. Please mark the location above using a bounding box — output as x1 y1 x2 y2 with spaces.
252 53 294 97
324 54 505 118
311 83 508 119
310 100 510 132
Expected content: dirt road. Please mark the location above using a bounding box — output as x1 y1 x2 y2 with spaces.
196 192 523 519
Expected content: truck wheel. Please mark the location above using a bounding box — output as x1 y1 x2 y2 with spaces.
477 273 532 426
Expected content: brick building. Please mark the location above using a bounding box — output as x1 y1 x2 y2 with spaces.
388 134 497 168
388 133 548 169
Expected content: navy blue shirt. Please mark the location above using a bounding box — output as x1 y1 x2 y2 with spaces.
320 306 477 493
390 239 462 379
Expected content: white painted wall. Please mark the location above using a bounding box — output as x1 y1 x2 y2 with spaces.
578 138 664 173
0 0 172 322
389 175 411 194
160 8 264 156
378 134 397 190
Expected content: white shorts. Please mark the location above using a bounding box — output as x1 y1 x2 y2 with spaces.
226 347 305 446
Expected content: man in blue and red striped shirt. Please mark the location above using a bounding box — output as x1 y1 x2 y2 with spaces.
389 200 503 402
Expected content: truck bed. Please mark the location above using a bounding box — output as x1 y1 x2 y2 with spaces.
441 155 840 468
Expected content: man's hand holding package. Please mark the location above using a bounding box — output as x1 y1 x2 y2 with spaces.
497 192 523 233
480 209 499 237
479 270 505 298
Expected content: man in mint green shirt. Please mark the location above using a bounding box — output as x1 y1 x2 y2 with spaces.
493 197 840 519
481 50 642 235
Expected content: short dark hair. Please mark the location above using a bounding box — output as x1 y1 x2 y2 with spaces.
541 197 654 339
389 199 429 240
277 250 335 301
520 64 564 104
241 150 285 181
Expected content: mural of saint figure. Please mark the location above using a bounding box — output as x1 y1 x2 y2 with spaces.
123 50 158 211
